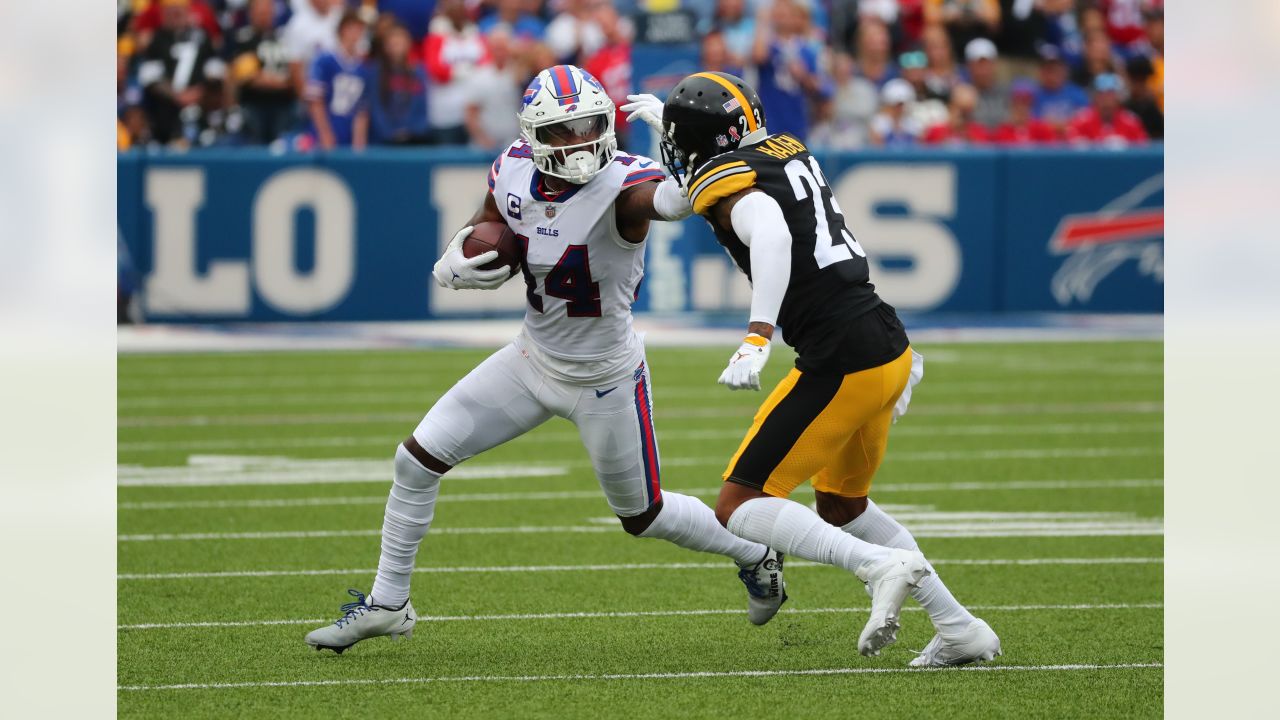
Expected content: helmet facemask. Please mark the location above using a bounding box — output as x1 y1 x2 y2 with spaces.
522 111 617 185
660 122 694 189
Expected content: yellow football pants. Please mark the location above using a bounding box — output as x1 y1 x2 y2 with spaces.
723 347 914 498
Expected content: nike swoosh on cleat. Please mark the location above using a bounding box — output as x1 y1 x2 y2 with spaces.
595 387 618 398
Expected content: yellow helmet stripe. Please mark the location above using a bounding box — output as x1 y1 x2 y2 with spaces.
688 160 747 197
691 72 759 133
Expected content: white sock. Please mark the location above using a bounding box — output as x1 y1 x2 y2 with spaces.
727 497 892 578
370 445 442 608
639 491 766 566
842 499 975 635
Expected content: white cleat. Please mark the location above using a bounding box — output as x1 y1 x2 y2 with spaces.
855 549 931 657
304 589 417 655
737 548 787 625
909 618 1002 667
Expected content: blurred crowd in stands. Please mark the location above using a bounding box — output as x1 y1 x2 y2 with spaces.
117 0 1163 152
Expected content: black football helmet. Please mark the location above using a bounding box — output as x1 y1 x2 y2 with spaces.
660 72 767 187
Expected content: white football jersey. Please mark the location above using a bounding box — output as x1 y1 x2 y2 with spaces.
488 139 666 384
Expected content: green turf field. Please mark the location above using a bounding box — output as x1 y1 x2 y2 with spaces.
117 340 1163 718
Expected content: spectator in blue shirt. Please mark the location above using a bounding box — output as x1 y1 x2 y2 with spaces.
369 22 429 145
701 31 744 78
305 10 369 149
378 0 436 42
853 17 899 90
477 0 546 43
713 0 756 69
751 0 832 141
1037 0 1085 68
1032 45 1088 131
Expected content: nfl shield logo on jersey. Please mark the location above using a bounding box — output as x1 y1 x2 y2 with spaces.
545 205 557 218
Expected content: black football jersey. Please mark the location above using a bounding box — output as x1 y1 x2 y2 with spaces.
230 27 294 105
689 133 908 374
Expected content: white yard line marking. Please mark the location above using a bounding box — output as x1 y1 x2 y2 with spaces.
116 421 1163 453
118 526 613 542
118 512 1164 542
117 402 1163 428
118 381 1161 410
117 557 1163 581
116 457 567 487
117 447 1161 488
118 374 444 392
117 662 1163 691
118 602 1163 631
117 479 1164 511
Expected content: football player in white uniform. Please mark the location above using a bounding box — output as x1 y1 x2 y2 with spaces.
306 65 787 654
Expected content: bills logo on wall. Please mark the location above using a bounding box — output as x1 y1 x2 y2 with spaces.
999 151 1163 313
1049 174 1164 306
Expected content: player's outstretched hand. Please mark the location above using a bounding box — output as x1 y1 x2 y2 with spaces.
621 94 665 133
432 225 511 290
718 334 771 391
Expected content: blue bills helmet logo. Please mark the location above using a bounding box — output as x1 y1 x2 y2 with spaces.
522 76 543 106
580 69 606 92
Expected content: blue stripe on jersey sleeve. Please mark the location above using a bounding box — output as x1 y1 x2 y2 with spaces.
622 169 666 187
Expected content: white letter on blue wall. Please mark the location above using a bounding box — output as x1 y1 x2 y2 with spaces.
833 164 960 311
252 168 355 315
144 168 250 315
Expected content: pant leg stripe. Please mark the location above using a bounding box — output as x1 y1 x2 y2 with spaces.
634 368 661 506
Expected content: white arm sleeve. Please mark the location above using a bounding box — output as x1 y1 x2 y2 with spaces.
730 192 792 327
652 177 693 221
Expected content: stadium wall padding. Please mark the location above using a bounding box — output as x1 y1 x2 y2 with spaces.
117 147 1163 322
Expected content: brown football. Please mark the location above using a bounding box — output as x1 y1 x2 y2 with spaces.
462 221 521 277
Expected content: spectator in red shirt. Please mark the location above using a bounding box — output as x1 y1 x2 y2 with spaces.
922 83 988 145
132 0 222 51
1066 73 1149 146
582 4 633 143
422 0 491 145
1099 0 1161 51
992 81 1058 146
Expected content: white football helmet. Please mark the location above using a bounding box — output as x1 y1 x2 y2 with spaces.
518 64 617 185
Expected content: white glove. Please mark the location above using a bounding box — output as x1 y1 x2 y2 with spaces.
620 93 665 133
431 225 511 290
718 334 771 391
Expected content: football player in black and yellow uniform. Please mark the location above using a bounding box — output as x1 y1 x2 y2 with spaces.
620 74 1000 665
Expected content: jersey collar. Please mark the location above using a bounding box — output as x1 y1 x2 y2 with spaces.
530 170 584 204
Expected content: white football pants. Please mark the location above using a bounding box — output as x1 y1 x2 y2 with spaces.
414 343 662 516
